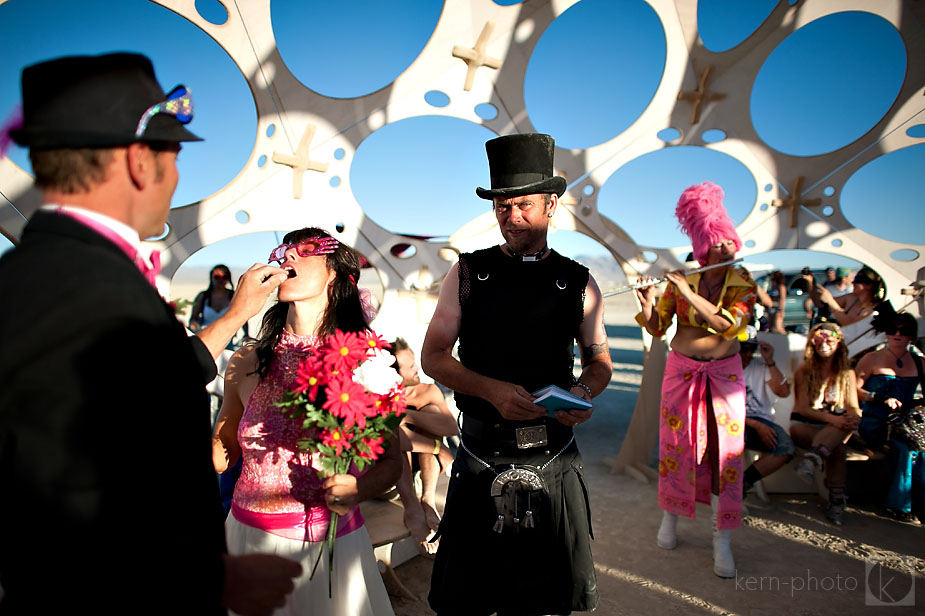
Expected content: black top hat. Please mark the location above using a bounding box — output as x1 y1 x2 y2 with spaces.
475 133 567 200
10 52 201 149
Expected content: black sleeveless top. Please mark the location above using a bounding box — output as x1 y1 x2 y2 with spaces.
456 246 589 422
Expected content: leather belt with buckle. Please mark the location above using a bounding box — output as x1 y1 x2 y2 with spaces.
514 425 548 449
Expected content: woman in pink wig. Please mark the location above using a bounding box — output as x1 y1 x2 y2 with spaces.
636 182 756 578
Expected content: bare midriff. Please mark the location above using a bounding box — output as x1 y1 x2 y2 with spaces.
670 323 740 360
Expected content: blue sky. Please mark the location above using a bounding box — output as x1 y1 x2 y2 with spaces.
1 0 923 281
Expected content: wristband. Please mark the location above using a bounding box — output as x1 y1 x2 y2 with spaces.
573 381 592 396
766 362 776 368
433 439 442 455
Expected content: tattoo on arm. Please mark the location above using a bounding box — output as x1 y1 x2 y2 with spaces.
580 321 609 361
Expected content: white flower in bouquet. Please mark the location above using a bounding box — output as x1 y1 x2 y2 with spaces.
352 348 402 395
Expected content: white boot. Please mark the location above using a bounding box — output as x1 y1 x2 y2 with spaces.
711 495 735 578
656 511 678 549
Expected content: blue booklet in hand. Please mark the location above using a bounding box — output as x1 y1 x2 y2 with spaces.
532 384 592 415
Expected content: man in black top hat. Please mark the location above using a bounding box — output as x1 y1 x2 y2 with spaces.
0 53 300 614
421 133 612 615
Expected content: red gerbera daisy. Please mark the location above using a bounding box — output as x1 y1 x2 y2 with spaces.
321 329 368 373
293 355 326 401
362 331 390 353
321 427 352 457
358 435 386 459
322 373 373 429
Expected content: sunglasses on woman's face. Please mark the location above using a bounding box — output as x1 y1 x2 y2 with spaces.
812 330 841 346
212 272 228 280
268 237 339 264
885 326 915 337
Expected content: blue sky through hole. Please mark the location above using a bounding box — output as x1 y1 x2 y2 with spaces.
1 0 923 280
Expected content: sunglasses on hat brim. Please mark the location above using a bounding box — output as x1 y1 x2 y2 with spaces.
135 85 193 138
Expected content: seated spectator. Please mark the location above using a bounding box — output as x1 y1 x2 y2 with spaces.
388 338 457 553
740 327 794 496
856 312 925 524
789 322 862 525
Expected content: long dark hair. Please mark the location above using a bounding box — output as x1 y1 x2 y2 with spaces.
253 227 368 378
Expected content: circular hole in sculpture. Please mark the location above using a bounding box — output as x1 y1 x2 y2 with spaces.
890 249 919 262
266 124 275 138
744 239 756 248
334 148 346 160
195 0 228 25
146 223 171 242
751 11 906 156
823 185 835 196
438 247 459 263
391 243 417 259
583 185 595 196
525 0 666 148
764 184 773 192
330 176 341 188
235 210 250 224
698 0 778 52
831 238 843 248
701 128 727 143
822 206 834 216
257 155 267 168
475 103 499 121
424 90 450 108
641 250 658 264
760 203 769 211
906 124 925 139
657 127 681 143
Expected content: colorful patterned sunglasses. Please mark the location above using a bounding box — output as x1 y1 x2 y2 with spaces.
134 85 194 138
268 237 339 264
811 329 841 346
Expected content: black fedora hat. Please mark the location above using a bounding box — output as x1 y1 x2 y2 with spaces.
10 52 201 149
475 133 567 200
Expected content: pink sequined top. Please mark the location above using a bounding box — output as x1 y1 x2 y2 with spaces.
234 330 329 514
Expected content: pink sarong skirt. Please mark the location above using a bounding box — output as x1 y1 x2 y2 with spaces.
658 351 745 529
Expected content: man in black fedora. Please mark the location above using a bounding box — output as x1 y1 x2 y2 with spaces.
0 53 301 614
422 133 612 615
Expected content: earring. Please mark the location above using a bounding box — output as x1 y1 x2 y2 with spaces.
547 212 553 218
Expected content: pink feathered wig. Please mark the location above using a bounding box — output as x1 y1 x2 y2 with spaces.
675 182 742 266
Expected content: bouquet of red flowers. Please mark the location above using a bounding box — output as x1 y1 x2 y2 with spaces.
275 328 406 594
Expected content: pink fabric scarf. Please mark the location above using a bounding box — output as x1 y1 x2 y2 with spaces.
657 351 745 529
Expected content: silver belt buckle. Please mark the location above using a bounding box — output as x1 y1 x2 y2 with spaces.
515 425 548 449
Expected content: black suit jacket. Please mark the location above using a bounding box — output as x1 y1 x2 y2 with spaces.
0 211 226 613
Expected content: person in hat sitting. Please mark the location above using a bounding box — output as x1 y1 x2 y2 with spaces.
421 133 611 615
0 52 300 614
739 326 794 497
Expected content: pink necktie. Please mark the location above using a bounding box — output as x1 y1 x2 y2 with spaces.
56 210 161 287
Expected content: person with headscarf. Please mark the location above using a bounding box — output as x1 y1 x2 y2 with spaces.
636 181 756 578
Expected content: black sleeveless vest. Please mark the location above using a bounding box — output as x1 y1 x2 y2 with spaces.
455 246 589 422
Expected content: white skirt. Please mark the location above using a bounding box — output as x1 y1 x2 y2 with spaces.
226 515 394 616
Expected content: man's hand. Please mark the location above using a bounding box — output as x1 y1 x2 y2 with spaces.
229 263 289 320
829 413 859 432
752 420 778 449
487 383 546 421
197 263 289 359
222 553 302 616
555 407 593 427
